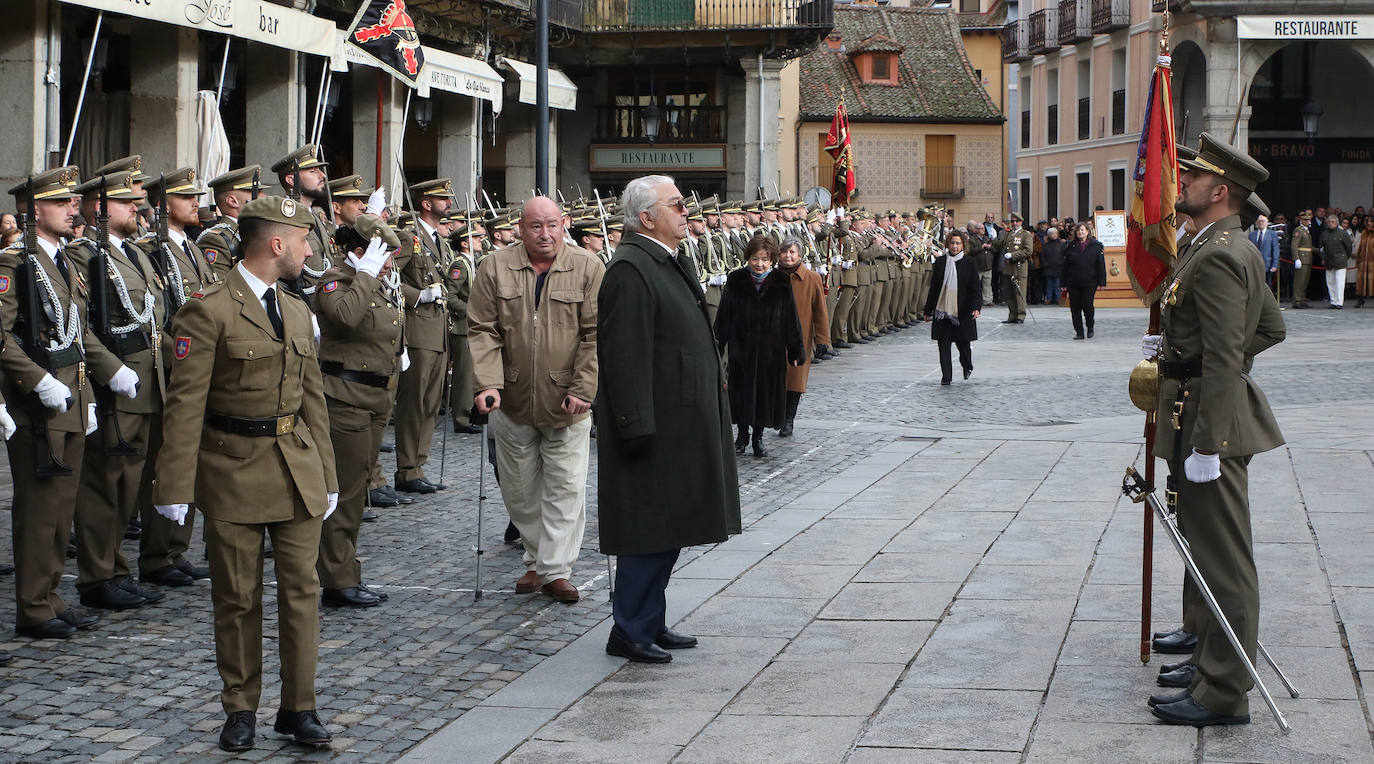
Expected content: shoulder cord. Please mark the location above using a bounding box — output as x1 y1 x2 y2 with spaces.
28 253 81 352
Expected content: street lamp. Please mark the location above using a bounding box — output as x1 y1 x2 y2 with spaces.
641 103 661 145
414 97 434 132
1300 99 1323 142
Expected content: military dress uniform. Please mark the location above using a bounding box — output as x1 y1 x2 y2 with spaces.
445 219 478 433
198 165 262 281
1289 211 1314 307
831 222 860 344
271 146 336 309
1002 216 1034 322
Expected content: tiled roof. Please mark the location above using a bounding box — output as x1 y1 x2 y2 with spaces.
850 34 904 53
798 5 1004 123
956 0 1009 30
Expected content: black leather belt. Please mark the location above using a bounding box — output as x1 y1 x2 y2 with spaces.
205 412 297 437
1159 359 1202 380
320 361 390 389
108 330 151 359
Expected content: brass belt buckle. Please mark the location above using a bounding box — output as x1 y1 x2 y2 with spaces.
276 415 294 436
1171 401 1184 431
1166 489 1179 508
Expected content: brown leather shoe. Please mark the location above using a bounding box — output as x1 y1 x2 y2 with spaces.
541 578 580 603
515 571 539 594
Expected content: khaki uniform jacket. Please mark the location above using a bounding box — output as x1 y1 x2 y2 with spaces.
66 237 169 415
0 242 123 432
398 222 449 352
295 211 337 308
152 232 222 303
1289 224 1312 265
1004 229 1035 264
1155 215 1285 459
153 267 337 523
444 251 474 337
839 229 860 288
197 216 239 281
468 242 603 429
316 265 405 413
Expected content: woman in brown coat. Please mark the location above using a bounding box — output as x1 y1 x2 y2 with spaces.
778 237 830 437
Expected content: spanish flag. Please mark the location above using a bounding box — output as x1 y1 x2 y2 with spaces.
1125 52 1178 303
825 100 856 207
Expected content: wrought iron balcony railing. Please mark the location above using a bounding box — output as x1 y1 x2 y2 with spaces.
1028 8 1058 54
1058 0 1091 43
1091 0 1129 32
1001 20 1031 63
595 104 728 142
579 0 834 32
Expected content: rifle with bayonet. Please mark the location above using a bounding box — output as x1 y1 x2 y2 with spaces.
153 174 184 319
87 178 139 456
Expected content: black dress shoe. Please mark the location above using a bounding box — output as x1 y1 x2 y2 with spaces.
504 521 521 544
174 558 211 580
1148 689 1189 708
606 629 672 663
852 337 871 344
833 340 853 349
454 423 483 434
940 378 952 385
57 607 100 630
380 441 395 453
778 420 794 437
1002 319 1018 324
1152 628 1182 640
1152 629 1197 654
0 563 13 575
219 711 256 752
1073 333 1085 340
142 565 195 587
361 509 378 523
322 587 382 608
655 627 697 650
1158 659 1191 674
963 368 972 379
396 478 438 494
388 486 414 504
118 576 165 604
1157 663 1196 688
1086 328 1094 338
752 440 768 458
16 618 76 639
80 579 148 610
358 582 388 601
368 488 399 507
1151 696 1249 727
274 709 331 746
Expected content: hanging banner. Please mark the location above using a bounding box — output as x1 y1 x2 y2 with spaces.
346 0 426 89
333 31 503 112
1237 16 1374 39
56 0 335 57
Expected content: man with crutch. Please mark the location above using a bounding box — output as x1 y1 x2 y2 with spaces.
1141 133 1286 727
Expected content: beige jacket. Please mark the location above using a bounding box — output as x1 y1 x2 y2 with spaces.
468 241 603 429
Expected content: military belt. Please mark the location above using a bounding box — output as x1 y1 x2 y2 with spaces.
320 361 390 389
108 330 152 360
1158 359 1202 380
205 412 297 437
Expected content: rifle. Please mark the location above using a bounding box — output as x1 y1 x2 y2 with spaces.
227 168 262 269
17 180 74 476
88 178 139 456
593 189 612 262
154 174 182 322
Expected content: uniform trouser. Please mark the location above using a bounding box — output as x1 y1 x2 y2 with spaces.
395 345 447 484
370 385 401 492
877 275 895 328
1003 263 1028 320
449 334 474 429
901 270 918 322
319 397 388 589
912 269 932 320
1326 268 1347 306
611 548 680 644
1177 455 1258 717
869 279 887 334
1291 263 1311 302
831 285 856 342
849 284 870 339
490 411 591 583
824 283 838 336
206 496 322 714
705 284 723 328
1067 285 1097 335
979 270 993 305
75 409 153 594
937 337 973 382
138 412 197 574
8 425 84 626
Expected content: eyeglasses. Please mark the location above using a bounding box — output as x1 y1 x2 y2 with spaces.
656 198 688 213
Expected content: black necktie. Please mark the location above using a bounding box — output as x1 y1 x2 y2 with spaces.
263 288 284 340
54 251 70 284
121 242 147 280
184 241 203 280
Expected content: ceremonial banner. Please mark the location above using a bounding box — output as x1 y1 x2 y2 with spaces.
824 100 856 207
346 0 426 88
1125 53 1178 303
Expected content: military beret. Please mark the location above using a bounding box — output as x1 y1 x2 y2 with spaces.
144 167 205 200
239 195 316 229
209 165 262 193
329 174 372 200
351 213 401 248
1178 132 1269 194
93 155 149 183
410 178 456 199
75 172 144 202
271 145 327 175
9 166 81 201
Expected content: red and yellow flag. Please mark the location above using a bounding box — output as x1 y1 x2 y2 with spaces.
1125 53 1178 303
824 100 856 206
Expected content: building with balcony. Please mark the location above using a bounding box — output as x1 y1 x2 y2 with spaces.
794 4 1004 216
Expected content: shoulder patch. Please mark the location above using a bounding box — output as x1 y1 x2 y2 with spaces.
174 336 191 359
0 275 10 293
323 280 338 293
204 249 218 263
190 292 204 299
450 266 462 279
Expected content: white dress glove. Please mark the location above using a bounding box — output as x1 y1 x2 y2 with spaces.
1184 450 1221 483
1294 258 1302 269
841 261 853 270
417 285 442 304
34 373 72 412
312 314 321 343
400 348 411 372
350 236 390 278
155 503 189 526
108 365 140 399
324 492 338 521
1141 334 1162 359
0 404 15 441
1005 252 1012 259
366 187 388 216
85 403 98 435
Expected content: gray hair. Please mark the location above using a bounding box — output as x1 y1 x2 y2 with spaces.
1046 227 1058 238
779 236 804 254
621 174 676 233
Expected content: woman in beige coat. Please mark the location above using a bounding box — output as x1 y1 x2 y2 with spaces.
779 237 831 437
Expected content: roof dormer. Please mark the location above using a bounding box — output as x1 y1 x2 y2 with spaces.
850 35 903 86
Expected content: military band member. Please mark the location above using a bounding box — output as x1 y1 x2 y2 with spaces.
199 165 262 281
272 145 336 308
1001 213 1033 323
831 213 860 347
153 195 338 751
1289 209 1314 308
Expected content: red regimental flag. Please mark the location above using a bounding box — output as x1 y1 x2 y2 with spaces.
1125 54 1179 303
824 100 857 206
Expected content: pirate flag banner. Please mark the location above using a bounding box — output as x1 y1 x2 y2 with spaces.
346 0 426 88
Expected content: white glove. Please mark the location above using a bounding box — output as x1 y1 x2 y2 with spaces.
825 210 837 225
400 348 411 372
0 404 15 441
831 255 842 265
417 285 442 304
366 188 387 216
312 314 321 343
818 265 829 276
34 373 72 412
324 492 338 521
85 402 97 435
1294 259 1302 269
350 235 390 278
108 365 140 399
841 261 853 270
1141 334 1162 359
1005 252 1012 259
155 503 188 526
1184 450 1221 483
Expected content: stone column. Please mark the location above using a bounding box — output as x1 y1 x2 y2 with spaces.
436 94 480 198
245 42 303 180
0 0 56 189
503 106 558 203
351 69 406 202
129 24 198 174
727 57 786 200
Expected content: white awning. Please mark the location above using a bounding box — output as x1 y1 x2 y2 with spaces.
333 32 503 112
57 0 335 57
498 58 578 111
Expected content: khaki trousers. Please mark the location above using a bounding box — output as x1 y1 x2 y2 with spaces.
138 411 197 574
490 411 591 583
7 425 85 626
206 496 322 714
911 268 931 320
75 409 153 594
319 397 388 589
395 345 447 484
979 270 993 304
831 285 856 342
1003 261 1028 321
448 334 474 429
868 279 887 334
850 283 870 339
823 280 838 336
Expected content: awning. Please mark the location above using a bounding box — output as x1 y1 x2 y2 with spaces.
333 32 503 112
498 58 578 111
57 0 335 57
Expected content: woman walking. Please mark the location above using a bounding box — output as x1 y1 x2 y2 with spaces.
1061 222 1106 339
1355 217 1374 308
922 231 981 385
714 233 803 457
778 237 830 437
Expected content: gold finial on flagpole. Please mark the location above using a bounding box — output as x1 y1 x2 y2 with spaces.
1160 10 1171 55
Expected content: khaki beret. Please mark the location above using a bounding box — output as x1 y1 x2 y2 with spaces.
352 213 401 248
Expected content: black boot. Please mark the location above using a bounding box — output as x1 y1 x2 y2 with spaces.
735 426 749 455
779 391 800 437
752 432 768 458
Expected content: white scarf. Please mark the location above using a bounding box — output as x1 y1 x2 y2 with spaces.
935 253 963 325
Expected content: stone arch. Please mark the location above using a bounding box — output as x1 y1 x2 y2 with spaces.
1170 40 1206 147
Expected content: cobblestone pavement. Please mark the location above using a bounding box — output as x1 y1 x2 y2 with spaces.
1 303 1372 762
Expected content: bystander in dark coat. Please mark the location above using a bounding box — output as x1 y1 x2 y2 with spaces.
1061 225 1106 339
715 267 803 430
